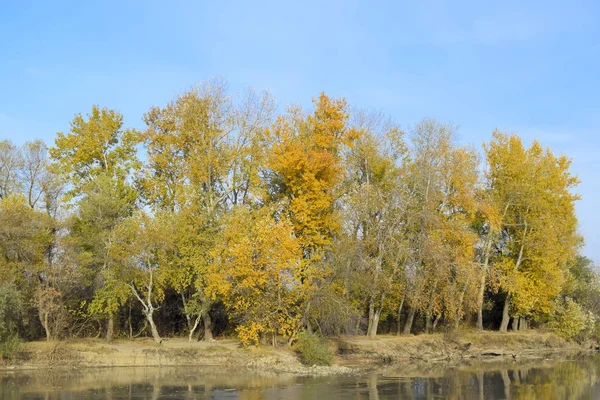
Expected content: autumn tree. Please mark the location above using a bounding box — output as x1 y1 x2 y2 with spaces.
264 93 358 332
0 195 52 284
50 105 138 197
107 211 175 343
50 105 139 340
75 174 138 337
0 83 591 343
140 79 274 341
401 119 479 334
483 132 580 331
0 140 22 200
341 112 410 337
0 195 54 338
208 207 302 345
16 140 52 210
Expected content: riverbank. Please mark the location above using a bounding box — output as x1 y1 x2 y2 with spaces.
0 331 591 375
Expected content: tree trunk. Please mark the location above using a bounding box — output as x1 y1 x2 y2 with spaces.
146 311 162 344
188 315 202 342
500 223 527 334
128 302 133 339
424 280 438 334
403 308 415 335
202 308 214 341
425 298 434 333
128 271 161 344
367 294 384 337
367 307 383 338
304 300 313 334
42 311 51 341
191 290 213 341
476 233 494 331
519 318 528 331
455 282 468 330
181 292 192 331
499 294 511 332
511 316 519 331
476 271 486 331
367 296 376 337
425 314 433 333
396 297 405 336
106 314 114 342
433 314 442 331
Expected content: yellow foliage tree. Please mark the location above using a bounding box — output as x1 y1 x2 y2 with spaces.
208 207 302 345
402 119 479 334
341 112 410 337
140 80 274 340
106 211 175 343
484 131 580 331
265 93 358 331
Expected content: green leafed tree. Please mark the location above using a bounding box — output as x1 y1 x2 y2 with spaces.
50 106 139 341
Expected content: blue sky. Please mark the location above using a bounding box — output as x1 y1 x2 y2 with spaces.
1 0 599 262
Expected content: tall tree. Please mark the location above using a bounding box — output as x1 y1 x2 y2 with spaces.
140 80 274 340
484 132 580 331
208 207 302 345
19 140 50 209
401 119 479 334
50 105 138 197
265 93 358 331
0 140 22 200
50 106 139 340
341 113 410 337
0 195 54 339
107 211 175 344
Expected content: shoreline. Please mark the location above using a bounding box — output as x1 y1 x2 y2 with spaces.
1 331 594 376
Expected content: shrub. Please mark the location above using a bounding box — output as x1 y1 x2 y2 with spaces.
0 283 23 340
0 335 24 361
548 297 596 342
0 284 25 361
293 331 332 366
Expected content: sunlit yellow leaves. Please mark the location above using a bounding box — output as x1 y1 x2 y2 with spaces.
50 106 139 198
33 87 587 341
107 211 176 306
140 88 230 209
208 207 302 345
266 93 357 256
0 194 53 284
485 131 580 320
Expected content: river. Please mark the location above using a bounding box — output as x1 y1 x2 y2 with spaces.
2 353 599 399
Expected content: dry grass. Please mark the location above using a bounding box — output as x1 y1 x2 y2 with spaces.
2 330 582 373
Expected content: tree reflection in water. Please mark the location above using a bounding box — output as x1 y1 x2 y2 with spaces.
2 355 600 399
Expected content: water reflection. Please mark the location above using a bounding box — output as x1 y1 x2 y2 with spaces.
2 354 600 399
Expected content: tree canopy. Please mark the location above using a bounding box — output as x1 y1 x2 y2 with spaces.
0 78 592 346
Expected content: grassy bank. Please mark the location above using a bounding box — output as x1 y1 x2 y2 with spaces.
0 331 591 375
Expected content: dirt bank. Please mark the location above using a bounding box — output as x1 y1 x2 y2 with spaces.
0 331 592 375
336 331 587 366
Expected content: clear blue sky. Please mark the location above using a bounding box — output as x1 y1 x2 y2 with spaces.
1 0 599 262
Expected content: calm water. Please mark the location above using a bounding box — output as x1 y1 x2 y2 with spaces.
2 354 600 399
